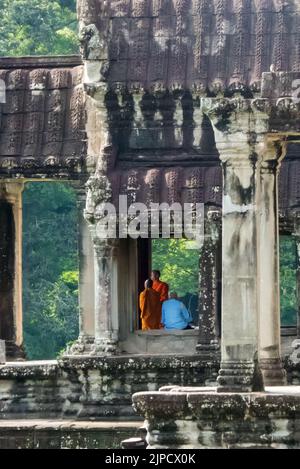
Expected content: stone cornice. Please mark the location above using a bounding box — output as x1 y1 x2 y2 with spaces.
0 55 82 69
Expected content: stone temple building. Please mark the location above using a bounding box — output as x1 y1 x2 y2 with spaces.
1 0 300 448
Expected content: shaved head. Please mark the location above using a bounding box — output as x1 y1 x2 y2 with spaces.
145 279 153 289
169 292 178 299
151 270 160 281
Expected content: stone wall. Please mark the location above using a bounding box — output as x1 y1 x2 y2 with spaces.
0 356 219 420
0 420 140 449
133 386 300 449
1 356 299 421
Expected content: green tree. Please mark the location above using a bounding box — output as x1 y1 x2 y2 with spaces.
153 236 298 327
280 236 297 326
22 182 79 359
0 0 79 56
152 239 200 297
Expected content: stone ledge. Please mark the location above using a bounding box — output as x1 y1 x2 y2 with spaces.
59 354 219 370
0 420 141 449
0 361 58 378
132 386 300 449
133 386 300 418
0 55 82 69
135 330 198 336
0 419 141 431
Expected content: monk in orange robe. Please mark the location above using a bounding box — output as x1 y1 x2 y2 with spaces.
151 270 169 303
139 279 161 330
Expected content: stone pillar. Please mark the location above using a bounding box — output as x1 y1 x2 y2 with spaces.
66 186 95 356
297 237 300 340
0 340 5 363
257 141 287 386
290 218 300 363
203 96 288 391
197 209 221 358
216 146 263 392
0 182 25 359
91 236 119 355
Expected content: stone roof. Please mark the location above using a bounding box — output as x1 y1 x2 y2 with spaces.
0 56 86 178
80 0 300 91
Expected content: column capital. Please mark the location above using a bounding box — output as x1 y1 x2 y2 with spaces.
201 97 289 169
1 182 25 204
257 136 288 174
201 96 271 141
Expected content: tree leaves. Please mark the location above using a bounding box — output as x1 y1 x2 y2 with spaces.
22 182 79 359
0 0 79 56
152 239 200 297
280 236 297 326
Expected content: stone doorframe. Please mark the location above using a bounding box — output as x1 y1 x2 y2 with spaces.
0 182 24 360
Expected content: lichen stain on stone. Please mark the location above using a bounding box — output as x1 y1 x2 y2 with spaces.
224 168 254 208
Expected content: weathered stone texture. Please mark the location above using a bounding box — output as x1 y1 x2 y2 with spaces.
0 420 140 449
0 342 5 364
0 57 86 178
79 0 300 90
0 356 219 420
133 386 300 449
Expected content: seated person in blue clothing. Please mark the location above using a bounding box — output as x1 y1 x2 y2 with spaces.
161 292 193 330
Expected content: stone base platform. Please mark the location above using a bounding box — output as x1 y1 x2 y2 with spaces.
133 386 300 449
0 356 219 420
0 420 141 449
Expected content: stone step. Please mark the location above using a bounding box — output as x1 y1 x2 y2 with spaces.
0 419 142 449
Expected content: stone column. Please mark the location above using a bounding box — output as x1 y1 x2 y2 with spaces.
296 237 300 340
290 217 300 363
216 146 263 392
203 96 288 391
257 141 287 385
66 186 95 356
1 182 25 359
197 209 221 358
91 236 119 355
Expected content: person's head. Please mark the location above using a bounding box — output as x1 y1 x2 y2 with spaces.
151 270 160 281
145 279 153 289
169 292 178 299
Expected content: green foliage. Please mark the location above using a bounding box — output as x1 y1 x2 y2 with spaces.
0 0 79 56
152 239 199 297
22 182 79 359
153 236 298 327
280 236 297 326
